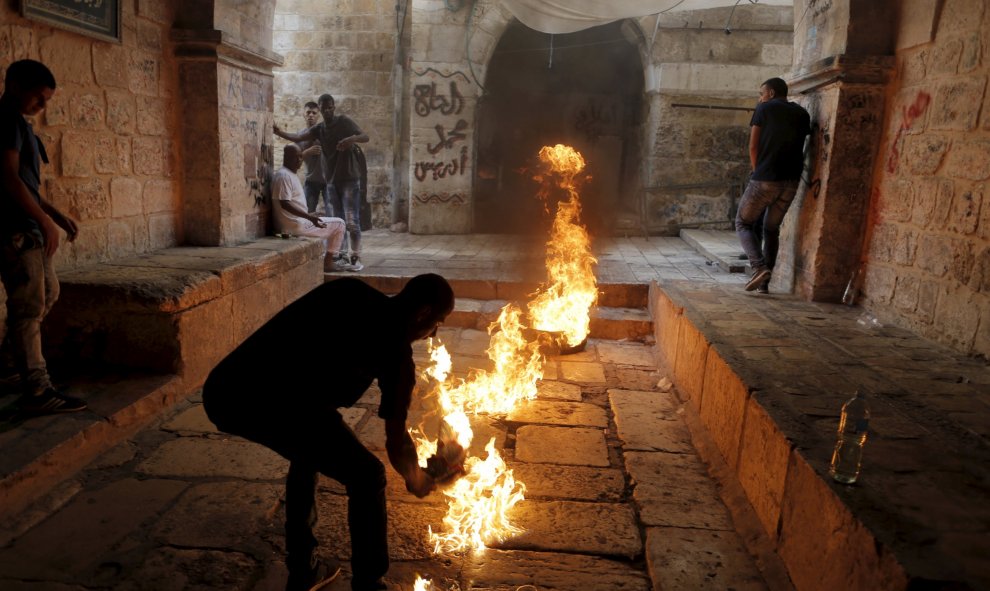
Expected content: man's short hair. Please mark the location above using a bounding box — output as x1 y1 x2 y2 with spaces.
318 93 335 106
304 101 319 110
762 77 788 98
5 59 57 91
398 273 454 318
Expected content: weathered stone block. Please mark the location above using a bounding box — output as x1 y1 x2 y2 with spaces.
128 50 160 96
674 318 710 409
699 349 749 469
114 547 258 591
949 184 983 234
902 134 948 175
0 478 186 581
916 233 952 277
462 548 650 591
945 139 990 180
498 500 642 558
137 438 287 479
110 177 142 218
778 451 910 591
609 388 682 452
508 462 625 502
60 131 93 178
506 400 608 428
558 360 606 384
737 397 791 542
133 136 165 175
39 34 92 85
646 527 768 591
536 379 582 401
625 451 733 530
931 77 986 131
515 425 608 467
70 94 105 129
161 404 217 433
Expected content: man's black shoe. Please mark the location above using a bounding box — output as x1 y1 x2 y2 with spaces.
745 267 771 291
20 388 87 414
756 279 770 294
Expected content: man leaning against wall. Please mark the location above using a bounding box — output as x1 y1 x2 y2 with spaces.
0 59 85 414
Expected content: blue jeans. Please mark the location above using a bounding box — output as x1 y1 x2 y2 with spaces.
0 233 58 395
332 179 361 256
304 181 333 216
735 179 800 271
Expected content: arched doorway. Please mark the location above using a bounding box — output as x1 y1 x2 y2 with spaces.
474 19 645 236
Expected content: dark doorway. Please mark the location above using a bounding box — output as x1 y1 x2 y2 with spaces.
474 20 644 236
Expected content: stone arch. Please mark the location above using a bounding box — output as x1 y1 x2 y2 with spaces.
472 18 647 235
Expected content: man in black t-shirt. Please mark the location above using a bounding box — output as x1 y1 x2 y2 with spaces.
298 100 334 217
203 274 454 591
735 77 811 292
0 60 85 413
275 94 369 271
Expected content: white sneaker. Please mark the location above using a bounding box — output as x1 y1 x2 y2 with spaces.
348 255 363 272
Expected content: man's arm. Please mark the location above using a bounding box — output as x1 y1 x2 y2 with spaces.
748 125 761 172
1 149 61 256
335 131 369 152
273 123 317 143
385 418 435 498
40 199 78 243
278 197 326 228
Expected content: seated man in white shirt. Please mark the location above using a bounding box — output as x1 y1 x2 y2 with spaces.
272 143 349 271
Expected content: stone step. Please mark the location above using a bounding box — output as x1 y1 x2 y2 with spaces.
446 298 652 341
679 229 751 274
346 275 649 310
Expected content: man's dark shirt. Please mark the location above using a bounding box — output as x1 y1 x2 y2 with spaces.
298 130 326 186
313 115 363 183
751 98 811 182
0 97 43 239
204 278 414 424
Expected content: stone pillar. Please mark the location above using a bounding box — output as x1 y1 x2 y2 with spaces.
407 67 477 234
777 55 894 301
171 29 282 246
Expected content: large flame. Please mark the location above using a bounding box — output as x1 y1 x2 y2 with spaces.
429 438 526 553
413 144 596 562
527 144 599 347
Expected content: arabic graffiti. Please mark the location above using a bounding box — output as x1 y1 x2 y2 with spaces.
414 81 464 117
428 119 468 154
414 146 469 181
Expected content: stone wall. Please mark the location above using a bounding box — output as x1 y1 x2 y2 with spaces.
862 0 990 358
0 1 182 268
272 1 793 234
640 5 794 234
272 0 398 228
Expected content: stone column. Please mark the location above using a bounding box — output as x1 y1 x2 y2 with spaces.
171 29 282 246
778 55 895 301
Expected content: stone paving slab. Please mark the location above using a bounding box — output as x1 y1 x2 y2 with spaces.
514 425 609 466
113 547 261 591
461 549 650 591
0 478 187 582
597 341 657 366
506 399 608 427
497 500 642 558
609 389 694 453
558 360 607 384
508 462 625 502
646 526 769 591
625 451 733 530
136 437 287 480
535 379 582 401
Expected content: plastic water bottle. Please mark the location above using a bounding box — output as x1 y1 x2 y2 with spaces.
830 391 870 484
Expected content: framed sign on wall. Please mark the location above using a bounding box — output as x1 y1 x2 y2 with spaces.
21 0 121 44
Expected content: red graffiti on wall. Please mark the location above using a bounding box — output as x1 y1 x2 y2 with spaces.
886 91 932 173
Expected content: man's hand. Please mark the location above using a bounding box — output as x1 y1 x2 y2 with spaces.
49 209 79 242
273 123 283 137
309 215 326 228
336 137 354 151
405 467 436 498
303 144 322 157
40 217 60 257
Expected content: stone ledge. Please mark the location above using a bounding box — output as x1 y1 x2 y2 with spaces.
650 280 990 591
45 237 324 384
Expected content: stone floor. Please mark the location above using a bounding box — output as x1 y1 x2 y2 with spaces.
0 334 785 591
1 229 986 590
